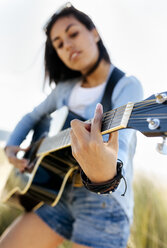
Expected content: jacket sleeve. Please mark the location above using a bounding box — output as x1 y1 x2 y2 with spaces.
6 88 58 146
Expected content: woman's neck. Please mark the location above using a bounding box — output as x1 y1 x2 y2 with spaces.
81 60 111 88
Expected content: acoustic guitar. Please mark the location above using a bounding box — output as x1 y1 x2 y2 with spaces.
1 92 167 211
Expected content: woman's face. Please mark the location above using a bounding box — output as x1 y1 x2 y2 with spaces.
50 15 100 74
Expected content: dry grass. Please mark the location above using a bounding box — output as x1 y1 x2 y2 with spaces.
129 172 167 248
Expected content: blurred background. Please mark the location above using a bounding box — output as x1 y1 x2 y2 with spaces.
0 0 167 247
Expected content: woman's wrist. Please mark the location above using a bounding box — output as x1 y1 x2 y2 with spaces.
80 159 126 195
85 166 117 184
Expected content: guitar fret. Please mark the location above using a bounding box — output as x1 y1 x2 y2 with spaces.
37 128 71 156
37 103 134 156
101 103 134 134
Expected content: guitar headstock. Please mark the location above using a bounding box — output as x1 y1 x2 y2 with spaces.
127 92 167 137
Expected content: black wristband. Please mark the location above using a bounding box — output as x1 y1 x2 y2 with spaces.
81 160 127 195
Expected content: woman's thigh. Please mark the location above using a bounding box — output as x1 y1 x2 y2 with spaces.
0 212 64 248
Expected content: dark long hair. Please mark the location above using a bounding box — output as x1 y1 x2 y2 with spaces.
44 3 111 85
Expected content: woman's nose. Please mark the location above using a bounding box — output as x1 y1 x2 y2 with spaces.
64 38 73 50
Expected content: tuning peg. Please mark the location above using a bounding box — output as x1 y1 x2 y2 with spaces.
156 137 167 155
147 118 160 130
155 93 167 103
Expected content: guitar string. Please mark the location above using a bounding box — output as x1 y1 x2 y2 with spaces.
103 115 167 127
62 103 166 146
102 105 155 123
103 109 167 128
102 103 152 120
101 100 167 130
58 101 165 143
43 99 167 151
103 100 165 120
104 100 159 117
45 101 160 141
57 100 164 135
103 104 167 123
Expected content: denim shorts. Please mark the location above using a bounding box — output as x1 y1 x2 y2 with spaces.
35 185 130 248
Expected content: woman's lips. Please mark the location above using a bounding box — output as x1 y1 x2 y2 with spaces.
69 51 81 61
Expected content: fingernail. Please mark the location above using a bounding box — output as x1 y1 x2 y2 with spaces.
95 103 103 112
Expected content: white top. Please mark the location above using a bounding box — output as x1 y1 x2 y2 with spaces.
68 81 107 116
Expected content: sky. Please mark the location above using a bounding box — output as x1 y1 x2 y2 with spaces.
0 0 167 184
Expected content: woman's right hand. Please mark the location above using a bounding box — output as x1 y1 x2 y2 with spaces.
4 146 29 172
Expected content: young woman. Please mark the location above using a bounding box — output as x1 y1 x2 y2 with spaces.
1 3 143 248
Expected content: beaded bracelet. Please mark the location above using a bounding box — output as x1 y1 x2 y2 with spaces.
80 160 127 196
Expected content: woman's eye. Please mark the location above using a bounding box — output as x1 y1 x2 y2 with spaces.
70 31 79 38
57 42 63 49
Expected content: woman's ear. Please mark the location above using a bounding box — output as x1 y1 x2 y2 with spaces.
92 28 100 43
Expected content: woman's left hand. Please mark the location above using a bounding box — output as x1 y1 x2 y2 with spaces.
70 103 119 183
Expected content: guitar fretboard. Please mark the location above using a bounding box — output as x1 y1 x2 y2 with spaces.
37 102 134 156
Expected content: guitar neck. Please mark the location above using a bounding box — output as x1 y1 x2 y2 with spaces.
37 102 134 156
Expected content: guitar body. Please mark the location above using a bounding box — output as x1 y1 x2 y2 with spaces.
1 107 84 211
18 146 80 211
